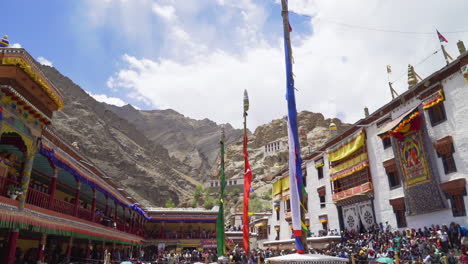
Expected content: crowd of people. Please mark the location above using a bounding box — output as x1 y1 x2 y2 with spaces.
124 222 468 264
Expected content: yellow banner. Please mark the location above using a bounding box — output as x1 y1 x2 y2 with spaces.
272 180 282 196
327 131 365 162
281 176 290 191
330 153 368 175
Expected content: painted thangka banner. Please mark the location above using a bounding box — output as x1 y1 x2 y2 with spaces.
342 204 360 232
380 107 446 215
396 130 431 188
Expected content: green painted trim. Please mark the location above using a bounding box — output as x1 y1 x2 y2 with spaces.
0 220 140 245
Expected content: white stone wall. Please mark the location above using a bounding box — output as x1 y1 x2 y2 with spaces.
366 71 468 229
267 193 293 241
305 158 340 236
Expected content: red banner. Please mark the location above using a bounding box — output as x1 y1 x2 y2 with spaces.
242 134 252 253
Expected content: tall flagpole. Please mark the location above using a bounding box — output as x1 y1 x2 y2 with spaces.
216 127 226 257
280 0 308 254
242 89 253 256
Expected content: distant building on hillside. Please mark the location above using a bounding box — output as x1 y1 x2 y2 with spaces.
205 177 243 192
264 140 287 155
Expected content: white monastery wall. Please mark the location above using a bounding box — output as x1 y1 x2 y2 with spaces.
305 158 340 236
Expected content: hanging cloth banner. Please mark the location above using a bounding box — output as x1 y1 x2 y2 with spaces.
357 200 375 231
342 204 360 232
273 180 282 196
377 107 420 140
242 134 253 254
422 90 445 110
327 129 365 162
281 176 290 191
318 215 328 223
216 132 226 256
396 130 432 188
463 65 468 84
330 153 369 181
383 106 446 215
314 158 324 168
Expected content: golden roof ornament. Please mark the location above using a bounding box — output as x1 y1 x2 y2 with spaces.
408 64 418 88
0 35 9 47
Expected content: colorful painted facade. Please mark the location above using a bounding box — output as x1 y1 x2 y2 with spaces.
142 207 218 253
0 47 148 263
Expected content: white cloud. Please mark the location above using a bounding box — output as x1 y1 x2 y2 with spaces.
86 91 128 107
152 3 177 21
10 43 22 48
37 57 53 66
98 0 468 130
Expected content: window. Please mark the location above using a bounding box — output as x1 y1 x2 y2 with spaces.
321 222 328 231
427 102 447 126
333 168 369 193
317 167 324 179
382 137 392 149
441 152 457 174
395 210 407 228
285 199 291 212
303 194 309 211
387 171 401 189
390 198 407 228
303 170 307 187
275 227 280 240
448 194 466 217
267 225 271 235
319 195 326 208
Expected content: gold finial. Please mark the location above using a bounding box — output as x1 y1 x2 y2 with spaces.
329 122 338 137
364 107 369 117
408 64 418 88
3 35 8 39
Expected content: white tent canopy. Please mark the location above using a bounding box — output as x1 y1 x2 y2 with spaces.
266 253 349 264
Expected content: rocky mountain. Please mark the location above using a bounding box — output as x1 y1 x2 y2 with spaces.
105 105 244 179
219 111 351 211
41 65 349 209
42 66 209 207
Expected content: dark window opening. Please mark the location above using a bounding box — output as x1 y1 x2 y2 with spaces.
382 137 392 149
275 229 280 240
319 195 326 208
448 194 466 217
303 194 309 211
321 222 328 231
333 168 370 193
395 210 407 228
303 170 307 187
428 102 447 126
286 199 291 212
387 171 401 189
317 167 324 179
441 152 457 174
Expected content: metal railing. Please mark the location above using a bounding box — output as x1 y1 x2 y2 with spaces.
26 188 50 209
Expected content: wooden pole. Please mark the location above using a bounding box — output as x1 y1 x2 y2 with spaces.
280 0 308 253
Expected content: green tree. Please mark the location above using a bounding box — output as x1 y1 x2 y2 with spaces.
194 185 203 200
203 196 215 209
262 190 272 200
165 198 176 208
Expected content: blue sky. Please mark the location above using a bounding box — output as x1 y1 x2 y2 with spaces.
3 0 468 129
